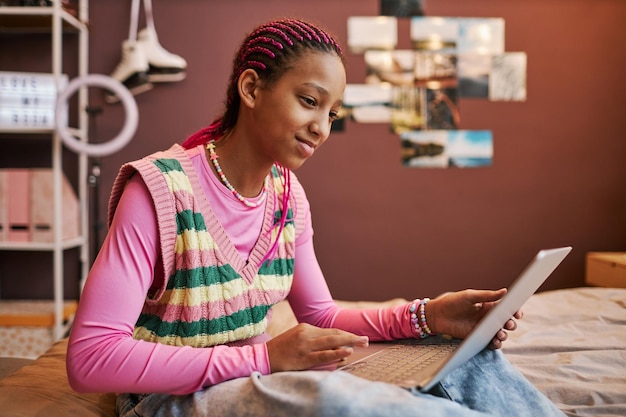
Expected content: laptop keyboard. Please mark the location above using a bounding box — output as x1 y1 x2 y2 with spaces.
340 341 458 385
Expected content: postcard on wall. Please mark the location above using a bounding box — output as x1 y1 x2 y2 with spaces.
344 83 393 123
425 87 459 130
400 130 493 168
410 17 459 51
391 86 424 133
364 49 416 86
457 53 491 98
457 18 505 55
380 0 424 17
347 16 398 54
489 52 527 101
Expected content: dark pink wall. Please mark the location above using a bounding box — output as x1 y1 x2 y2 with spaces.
2 0 625 301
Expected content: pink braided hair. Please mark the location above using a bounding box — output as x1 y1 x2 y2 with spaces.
182 18 343 149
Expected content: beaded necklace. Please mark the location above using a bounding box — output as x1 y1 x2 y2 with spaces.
206 141 268 208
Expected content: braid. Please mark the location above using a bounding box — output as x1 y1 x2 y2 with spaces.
182 18 343 149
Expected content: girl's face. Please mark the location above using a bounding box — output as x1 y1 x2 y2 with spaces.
248 51 346 170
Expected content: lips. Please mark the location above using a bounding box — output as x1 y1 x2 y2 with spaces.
296 137 316 157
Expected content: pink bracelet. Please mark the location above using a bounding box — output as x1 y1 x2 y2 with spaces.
409 298 433 339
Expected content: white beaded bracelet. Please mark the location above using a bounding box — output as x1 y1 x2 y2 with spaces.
409 298 433 339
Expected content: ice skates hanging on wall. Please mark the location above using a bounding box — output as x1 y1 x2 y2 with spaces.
106 0 187 103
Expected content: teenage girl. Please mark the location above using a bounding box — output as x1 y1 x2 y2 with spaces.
67 18 565 417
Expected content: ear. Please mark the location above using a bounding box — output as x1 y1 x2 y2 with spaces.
238 69 260 109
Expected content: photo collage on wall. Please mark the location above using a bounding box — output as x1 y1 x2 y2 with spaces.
344 12 527 168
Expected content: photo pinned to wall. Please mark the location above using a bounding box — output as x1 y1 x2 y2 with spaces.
490 52 527 101
365 50 416 86
426 87 459 130
343 83 393 124
347 16 398 54
391 85 424 133
410 17 459 51
380 0 425 17
457 53 491 98
400 130 493 168
457 18 505 55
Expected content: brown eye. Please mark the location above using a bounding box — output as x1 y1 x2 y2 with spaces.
301 96 316 107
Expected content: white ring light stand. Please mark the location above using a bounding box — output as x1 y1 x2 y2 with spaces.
55 74 138 157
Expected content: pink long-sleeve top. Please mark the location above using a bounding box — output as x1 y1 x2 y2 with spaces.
67 145 414 395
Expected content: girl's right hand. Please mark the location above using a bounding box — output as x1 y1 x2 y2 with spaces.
266 323 369 372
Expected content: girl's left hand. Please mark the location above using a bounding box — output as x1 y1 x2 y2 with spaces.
425 289 523 349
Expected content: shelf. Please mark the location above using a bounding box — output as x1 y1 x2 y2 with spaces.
0 0 89 343
0 236 85 251
0 6 86 33
0 299 77 327
0 127 56 134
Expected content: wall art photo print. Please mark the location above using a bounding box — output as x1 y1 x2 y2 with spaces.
347 16 397 54
400 129 493 168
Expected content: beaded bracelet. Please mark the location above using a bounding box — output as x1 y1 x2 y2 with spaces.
409 298 433 339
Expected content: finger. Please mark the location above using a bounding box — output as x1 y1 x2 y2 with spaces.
310 331 368 351
496 329 508 342
311 346 355 365
489 337 502 350
514 309 523 320
504 318 517 331
467 288 507 304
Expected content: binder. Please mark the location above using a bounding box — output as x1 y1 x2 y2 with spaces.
0 171 6 241
30 168 80 242
6 169 31 242
0 168 80 243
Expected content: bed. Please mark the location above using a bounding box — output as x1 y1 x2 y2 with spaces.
0 287 624 417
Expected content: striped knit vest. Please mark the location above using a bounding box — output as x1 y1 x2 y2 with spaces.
108 144 304 348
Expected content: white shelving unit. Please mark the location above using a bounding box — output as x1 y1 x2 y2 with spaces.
0 0 89 342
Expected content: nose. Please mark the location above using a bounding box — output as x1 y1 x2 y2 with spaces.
309 114 332 142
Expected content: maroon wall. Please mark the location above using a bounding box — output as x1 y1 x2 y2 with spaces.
2 0 625 301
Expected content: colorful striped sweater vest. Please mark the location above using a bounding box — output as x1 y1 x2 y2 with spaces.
108 144 306 348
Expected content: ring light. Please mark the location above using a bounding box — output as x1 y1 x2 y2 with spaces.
55 74 138 157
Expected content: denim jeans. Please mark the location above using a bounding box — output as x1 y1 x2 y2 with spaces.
117 349 565 417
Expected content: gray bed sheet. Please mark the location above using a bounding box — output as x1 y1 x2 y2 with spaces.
503 287 626 417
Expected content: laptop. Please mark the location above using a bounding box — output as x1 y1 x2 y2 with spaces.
324 246 572 392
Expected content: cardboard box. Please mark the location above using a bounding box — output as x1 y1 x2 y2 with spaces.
586 252 626 288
